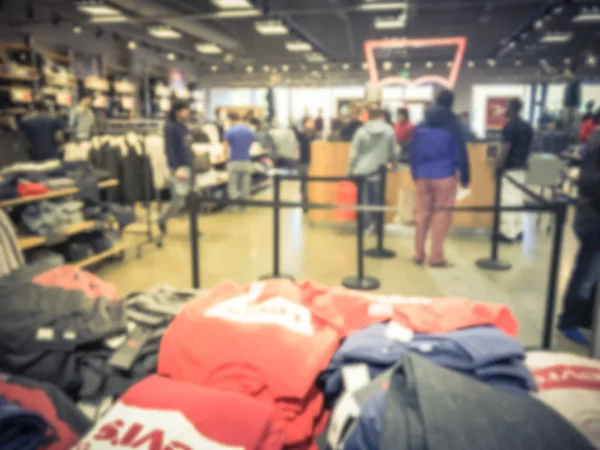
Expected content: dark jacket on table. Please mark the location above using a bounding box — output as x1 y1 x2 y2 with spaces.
410 105 470 186
576 130 600 225
164 119 190 171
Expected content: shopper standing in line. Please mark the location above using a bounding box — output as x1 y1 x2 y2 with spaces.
158 101 191 235
394 107 414 159
347 109 397 234
410 90 470 267
293 118 315 208
558 114 600 345
563 63 581 139
68 95 95 141
314 108 324 138
20 101 65 161
340 110 363 142
459 111 477 142
224 112 255 212
497 98 534 243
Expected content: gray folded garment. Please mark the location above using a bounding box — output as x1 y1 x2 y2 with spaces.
0 160 61 176
43 177 76 190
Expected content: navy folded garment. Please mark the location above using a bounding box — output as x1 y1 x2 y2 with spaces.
320 324 536 404
0 398 48 450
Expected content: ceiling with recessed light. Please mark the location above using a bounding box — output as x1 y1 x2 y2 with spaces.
0 0 598 82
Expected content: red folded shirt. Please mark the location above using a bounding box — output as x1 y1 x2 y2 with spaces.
33 266 120 301
73 375 284 450
16 181 50 197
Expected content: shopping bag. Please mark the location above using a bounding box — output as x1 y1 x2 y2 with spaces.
333 181 357 222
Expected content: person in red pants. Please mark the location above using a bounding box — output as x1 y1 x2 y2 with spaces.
410 90 470 267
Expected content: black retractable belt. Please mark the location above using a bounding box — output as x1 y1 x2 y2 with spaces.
342 176 381 291
366 165 396 259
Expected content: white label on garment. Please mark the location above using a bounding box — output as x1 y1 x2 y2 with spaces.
63 330 77 341
342 364 371 393
35 327 55 341
327 391 361 450
385 321 414 343
368 302 394 317
205 282 314 335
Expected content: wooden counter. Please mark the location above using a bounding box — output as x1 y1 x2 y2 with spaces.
307 140 496 229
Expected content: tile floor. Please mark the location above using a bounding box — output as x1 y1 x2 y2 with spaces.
96 182 588 353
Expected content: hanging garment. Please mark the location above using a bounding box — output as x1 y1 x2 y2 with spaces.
74 375 284 450
144 134 170 190
306 288 518 337
320 324 535 406
63 141 92 162
343 354 595 450
270 128 299 161
499 169 527 240
526 351 600 447
0 209 24 278
158 280 341 447
0 374 91 450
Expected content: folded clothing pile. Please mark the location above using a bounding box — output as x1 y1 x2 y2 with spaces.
55 230 122 263
0 398 47 450
76 375 283 450
20 200 84 235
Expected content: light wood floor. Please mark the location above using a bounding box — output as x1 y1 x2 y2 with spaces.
96 182 587 353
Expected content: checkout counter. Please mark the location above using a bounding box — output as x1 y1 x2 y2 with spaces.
307 140 499 230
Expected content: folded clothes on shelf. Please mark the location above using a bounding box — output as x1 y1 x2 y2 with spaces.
15 180 50 197
20 200 84 235
42 177 76 190
25 248 65 268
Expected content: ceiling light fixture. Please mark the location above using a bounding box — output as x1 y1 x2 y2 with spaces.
214 9 261 18
487 59 496 67
322 63 330 71
540 32 572 44
263 65 270 72
361 62 368 70
255 19 288 35
282 64 290 72
212 0 252 8
211 65 219 72
305 52 326 63
127 40 137 50
383 61 392 70
224 53 234 63
587 54 597 67
573 8 600 23
447 61 453 68
196 43 223 54
468 60 475 68
90 14 128 23
167 53 176 61
342 63 350 70
374 14 407 30
534 19 544 30
73 26 82 34
564 57 571 64
246 65 254 73
515 60 522 66
358 2 409 12
148 26 181 39
76 1 120 16
286 41 312 52
404 61 411 68
425 61 433 68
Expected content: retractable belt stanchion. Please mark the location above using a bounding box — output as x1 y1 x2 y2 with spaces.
188 150 201 289
342 176 381 291
476 168 512 271
260 174 294 281
541 200 568 349
366 165 396 259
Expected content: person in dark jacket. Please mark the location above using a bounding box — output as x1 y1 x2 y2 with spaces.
20 101 65 161
558 119 600 345
293 118 315 208
340 111 363 142
158 101 191 235
410 89 470 267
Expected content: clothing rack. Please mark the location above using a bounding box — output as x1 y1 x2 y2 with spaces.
102 119 164 256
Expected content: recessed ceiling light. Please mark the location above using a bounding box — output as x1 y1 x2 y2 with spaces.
342 63 350 70
425 61 433 68
587 54 597 66
322 64 330 71
127 41 137 50
515 60 522 66
211 65 219 72
553 5 563 15
212 0 252 8
534 19 544 30
447 61 453 68
255 19 289 35
246 65 254 73
361 62 368 70
214 9 260 18
263 65 270 72
404 61 411 68
468 60 475 68
305 52 326 63
90 14 128 23
148 26 181 39
282 64 290 72
73 26 82 34
573 8 600 23
564 57 571 64
224 53 234 63
540 32 572 44
196 43 222 54
383 61 392 70
76 2 121 16
286 41 312 52
358 2 408 12
167 53 176 61
487 59 496 67
374 14 407 29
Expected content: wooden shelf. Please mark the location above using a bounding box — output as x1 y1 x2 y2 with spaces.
0 73 39 82
74 243 127 269
17 220 100 251
0 179 119 209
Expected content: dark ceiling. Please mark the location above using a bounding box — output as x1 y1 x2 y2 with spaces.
1 0 599 81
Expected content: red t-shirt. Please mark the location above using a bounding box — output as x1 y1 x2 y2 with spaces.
307 287 518 337
394 121 415 145
580 118 597 143
73 375 284 450
33 266 120 301
158 280 342 446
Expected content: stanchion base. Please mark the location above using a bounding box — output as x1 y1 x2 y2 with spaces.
476 258 512 271
365 248 397 259
259 273 296 281
342 275 380 291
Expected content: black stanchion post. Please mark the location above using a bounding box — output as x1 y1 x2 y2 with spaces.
342 176 381 291
260 174 294 280
542 200 568 349
366 165 396 259
476 168 512 271
188 193 201 289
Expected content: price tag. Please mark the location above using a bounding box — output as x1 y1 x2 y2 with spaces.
342 364 371 393
384 321 414 343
